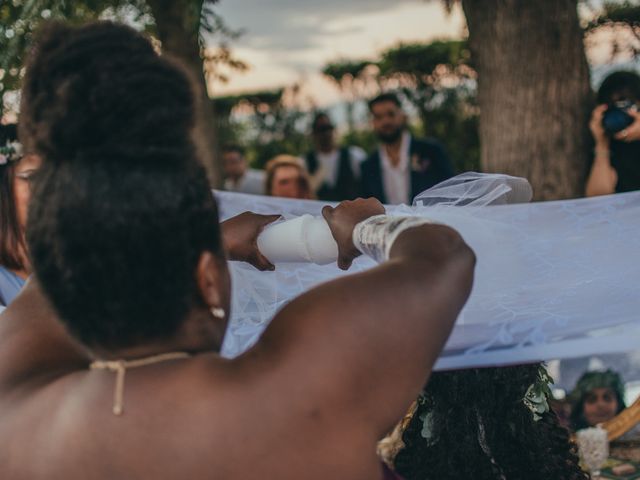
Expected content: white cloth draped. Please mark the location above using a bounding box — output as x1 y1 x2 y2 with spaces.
216 173 640 370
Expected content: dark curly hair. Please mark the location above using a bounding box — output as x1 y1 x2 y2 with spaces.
597 70 640 105
20 21 222 349
568 370 626 431
0 124 26 272
394 364 588 480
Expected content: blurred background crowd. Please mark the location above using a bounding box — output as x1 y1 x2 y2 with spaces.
2 0 640 473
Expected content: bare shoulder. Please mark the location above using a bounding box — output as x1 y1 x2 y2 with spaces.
0 281 89 393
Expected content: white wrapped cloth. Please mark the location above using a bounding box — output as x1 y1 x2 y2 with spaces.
216 173 640 370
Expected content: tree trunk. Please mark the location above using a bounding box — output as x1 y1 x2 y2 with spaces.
147 0 222 187
461 0 592 200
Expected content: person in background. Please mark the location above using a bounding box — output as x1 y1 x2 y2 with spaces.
361 93 454 205
0 21 475 480
222 144 265 195
305 112 365 201
586 71 640 196
0 124 41 306
390 365 587 480
265 154 314 199
569 370 626 431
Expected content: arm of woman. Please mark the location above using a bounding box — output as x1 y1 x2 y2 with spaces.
247 199 475 444
586 105 617 197
221 212 280 270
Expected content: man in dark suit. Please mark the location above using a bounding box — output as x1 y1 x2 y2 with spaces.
361 93 454 204
305 112 366 201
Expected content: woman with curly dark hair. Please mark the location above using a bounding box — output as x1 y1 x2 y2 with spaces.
569 370 626 432
0 21 475 479
392 364 588 480
0 124 41 306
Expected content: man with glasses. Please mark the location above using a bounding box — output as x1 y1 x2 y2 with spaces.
305 112 366 201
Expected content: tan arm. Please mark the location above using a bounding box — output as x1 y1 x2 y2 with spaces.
586 150 617 197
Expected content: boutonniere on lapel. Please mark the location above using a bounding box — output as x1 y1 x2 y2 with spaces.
411 154 430 173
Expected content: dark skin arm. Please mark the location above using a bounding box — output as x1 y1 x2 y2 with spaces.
221 212 281 270
0 203 473 460
247 199 475 445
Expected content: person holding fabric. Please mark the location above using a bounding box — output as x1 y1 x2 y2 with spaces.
0 123 273 306
0 124 41 306
0 21 475 480
361 93 455 205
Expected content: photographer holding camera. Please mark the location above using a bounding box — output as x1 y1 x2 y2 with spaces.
586 70 640 196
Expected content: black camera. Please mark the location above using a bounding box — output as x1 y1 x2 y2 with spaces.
602 100 636 134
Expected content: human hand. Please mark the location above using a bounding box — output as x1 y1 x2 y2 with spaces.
614 108 640 142
322 198 385 270
589 104 609 146
222 212 281 271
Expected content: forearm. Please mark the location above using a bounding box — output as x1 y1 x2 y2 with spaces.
586 142 617 197
259 221 474 437
220 217 241 261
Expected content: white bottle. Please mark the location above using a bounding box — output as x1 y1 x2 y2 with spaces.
257 214 338 265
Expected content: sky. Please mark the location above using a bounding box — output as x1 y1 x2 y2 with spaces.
206 0 466 106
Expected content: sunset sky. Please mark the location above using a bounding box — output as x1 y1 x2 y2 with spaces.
208 0 466 105
204 0 638 113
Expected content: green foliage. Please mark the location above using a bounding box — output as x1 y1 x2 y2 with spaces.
322 59 376 133
322 59 371 85
375 40 479 173
214 88 310 168
0 0 246 116
377 40 471 78
0 0 156 113
420 88 480 173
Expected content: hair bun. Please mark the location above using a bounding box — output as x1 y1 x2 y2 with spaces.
20 21 197 167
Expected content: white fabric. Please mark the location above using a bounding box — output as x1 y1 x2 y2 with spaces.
257 214 338 265
314 146 366 187
215 173 640 371
413 172 533 206
223 168 265 195
379 131 411 204
352 215 432 263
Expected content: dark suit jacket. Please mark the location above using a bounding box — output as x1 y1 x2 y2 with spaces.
360 136 455 204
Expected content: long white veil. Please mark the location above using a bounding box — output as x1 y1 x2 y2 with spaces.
216 173 640 370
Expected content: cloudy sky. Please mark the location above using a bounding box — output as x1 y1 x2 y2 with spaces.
206 0 466 105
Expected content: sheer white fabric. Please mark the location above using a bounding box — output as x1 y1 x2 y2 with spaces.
216 173 640 370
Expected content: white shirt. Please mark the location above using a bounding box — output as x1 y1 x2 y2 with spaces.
224 168 265 195
313 146 366 188
379 132 411 205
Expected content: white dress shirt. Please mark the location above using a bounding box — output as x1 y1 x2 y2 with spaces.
313 146 366 188
224 168 266 195
379 132 411 205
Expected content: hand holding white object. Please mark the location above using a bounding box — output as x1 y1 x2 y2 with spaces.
257 214 339 265
257 198 386 268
